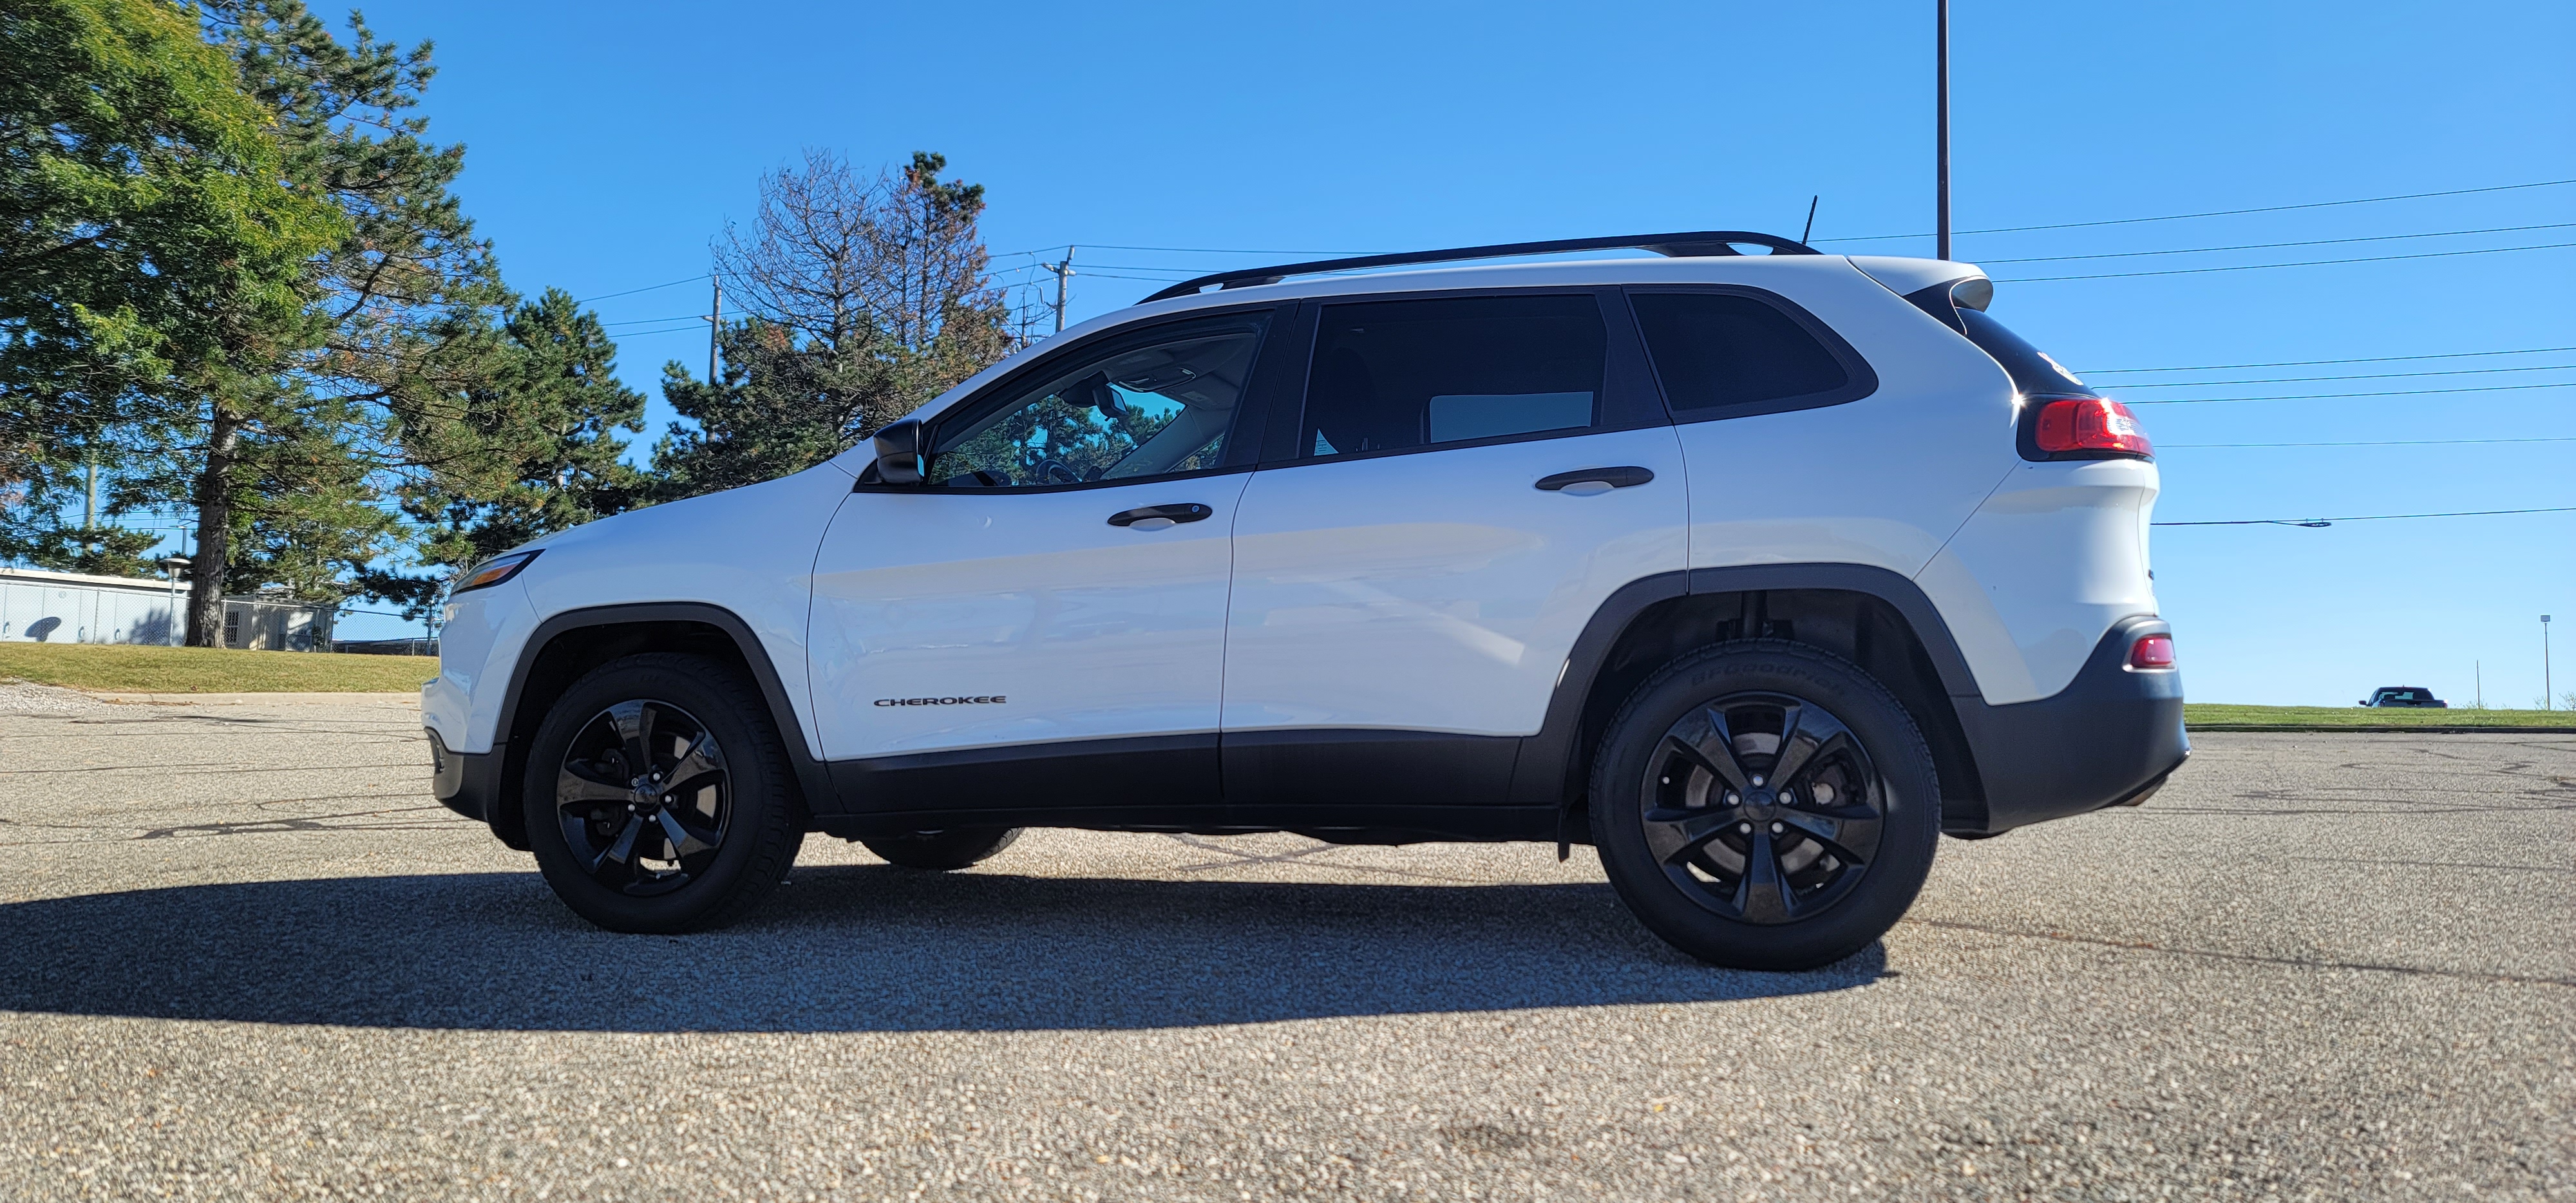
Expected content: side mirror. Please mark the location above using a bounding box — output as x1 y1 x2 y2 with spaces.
873 419 925 485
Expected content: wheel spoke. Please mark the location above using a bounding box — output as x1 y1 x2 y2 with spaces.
654 808 717 859
601 813 643 866
1664 706 1754 791
663 732 724 792
1774 806 1881 864
1729 826 1796 923
1769 701 1855 790
555 761 630 810
1641 806 1745 865
607 700 658 782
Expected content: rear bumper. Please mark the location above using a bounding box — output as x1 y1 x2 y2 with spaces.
427 727 504 826
1949 615 2188 835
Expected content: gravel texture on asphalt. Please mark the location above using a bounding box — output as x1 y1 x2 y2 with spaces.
1 687 2568 1200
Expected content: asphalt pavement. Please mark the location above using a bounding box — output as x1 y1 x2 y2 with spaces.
1 683 2568 1200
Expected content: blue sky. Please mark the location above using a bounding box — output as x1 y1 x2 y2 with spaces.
320 0 2575 706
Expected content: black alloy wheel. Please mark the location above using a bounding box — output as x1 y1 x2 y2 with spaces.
1641 694 1884 924
554 699 731 896
524 652 803 933
1590 641 1940 970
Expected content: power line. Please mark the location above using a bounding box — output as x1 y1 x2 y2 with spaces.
1976 221 2576 265
2155 506 2576 527
2085 346 2576 374
2161 436 2576 449
1996 240 2576 283
2110 363 2575 388
1816 178 2576 245
2128 381 2573 405
571 274 706 305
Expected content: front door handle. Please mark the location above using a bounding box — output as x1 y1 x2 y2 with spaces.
1534 466 1654 495
1108 503 1214 530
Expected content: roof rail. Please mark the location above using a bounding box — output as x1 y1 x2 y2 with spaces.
1139 231 1819 304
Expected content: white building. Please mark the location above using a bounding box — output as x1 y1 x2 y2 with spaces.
0 565 336 650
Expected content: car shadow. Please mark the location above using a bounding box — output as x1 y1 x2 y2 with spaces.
0 866 1886 1032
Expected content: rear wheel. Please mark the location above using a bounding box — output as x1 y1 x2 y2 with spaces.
524 653 804 933
1589 640 1940 970
860 827 1023 870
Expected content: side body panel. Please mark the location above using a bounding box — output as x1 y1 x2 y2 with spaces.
1676 258 2018 588
508 462 857 759
806 473 1254 762
1913 457 2161 703
1221 424 1689 737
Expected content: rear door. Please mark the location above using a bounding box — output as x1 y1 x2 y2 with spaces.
1220 289 1687 810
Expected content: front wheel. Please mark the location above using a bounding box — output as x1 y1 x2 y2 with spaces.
1589 640 1940 970
524 653 804 933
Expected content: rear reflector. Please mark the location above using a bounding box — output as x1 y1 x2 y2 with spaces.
2034 397 2152 458
2128 634 2175 670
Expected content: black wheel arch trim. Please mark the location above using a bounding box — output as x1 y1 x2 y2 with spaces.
474 602 837 849
1517 563 2182 838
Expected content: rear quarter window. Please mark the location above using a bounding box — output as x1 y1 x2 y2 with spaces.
1627 289 1877 421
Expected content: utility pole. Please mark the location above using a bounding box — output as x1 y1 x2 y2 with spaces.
705 274 723 384
2546 614 2555 709
1935 0 1951 261
1045 247 1076 334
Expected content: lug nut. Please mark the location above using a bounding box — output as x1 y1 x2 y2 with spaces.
1771 822 1784 834
1739 823 1752 834
1751 775 1765 786
1725 792 1739 804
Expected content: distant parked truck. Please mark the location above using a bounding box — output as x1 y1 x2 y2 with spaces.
2360 686 2447 708
0 565 336 650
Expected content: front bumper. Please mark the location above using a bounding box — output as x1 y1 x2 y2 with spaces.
1949 614 2188 835
427 726 505 826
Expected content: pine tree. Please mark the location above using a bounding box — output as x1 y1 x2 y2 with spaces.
361 288 646 619
0 0 342 579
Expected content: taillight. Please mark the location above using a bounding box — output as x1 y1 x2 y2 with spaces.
2128 634 2175 670
2029 396 2152 460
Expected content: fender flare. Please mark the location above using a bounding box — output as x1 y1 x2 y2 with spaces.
1509 563 1985 811
488 602 836 845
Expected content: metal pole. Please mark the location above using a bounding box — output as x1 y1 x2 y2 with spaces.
706 274 723 384
1936 0 1951 261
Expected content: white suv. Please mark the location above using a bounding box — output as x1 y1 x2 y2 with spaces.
423 232 2186 969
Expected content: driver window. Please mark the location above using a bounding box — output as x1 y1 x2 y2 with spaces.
929 314 1270 488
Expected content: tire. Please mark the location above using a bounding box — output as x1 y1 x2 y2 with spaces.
858 827 1024 870
1588 639 1940 971
522 652 805 933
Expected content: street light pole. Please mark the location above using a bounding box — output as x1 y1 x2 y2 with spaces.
1935 0 1951 261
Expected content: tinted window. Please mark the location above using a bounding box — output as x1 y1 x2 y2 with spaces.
1302 294 1605 458
1630 292 1851 413
1957 307 2095 398
931 314 1267 488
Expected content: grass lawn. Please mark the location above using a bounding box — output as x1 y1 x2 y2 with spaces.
0 641 437 694
2184 703 2576 729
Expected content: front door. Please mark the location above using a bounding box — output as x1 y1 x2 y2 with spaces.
808 308 1282 812
1221 290 1687 809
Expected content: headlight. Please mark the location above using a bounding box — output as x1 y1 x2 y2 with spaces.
453 549 541 594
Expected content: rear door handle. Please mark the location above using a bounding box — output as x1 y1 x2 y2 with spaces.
1534 466 1654 495
1108 503 1214 530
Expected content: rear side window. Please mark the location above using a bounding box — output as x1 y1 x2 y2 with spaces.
1956 307 2095 398
1302 294 1606 459
1629 290 1876 419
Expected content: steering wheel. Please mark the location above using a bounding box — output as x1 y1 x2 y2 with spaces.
1036 458 1081 486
